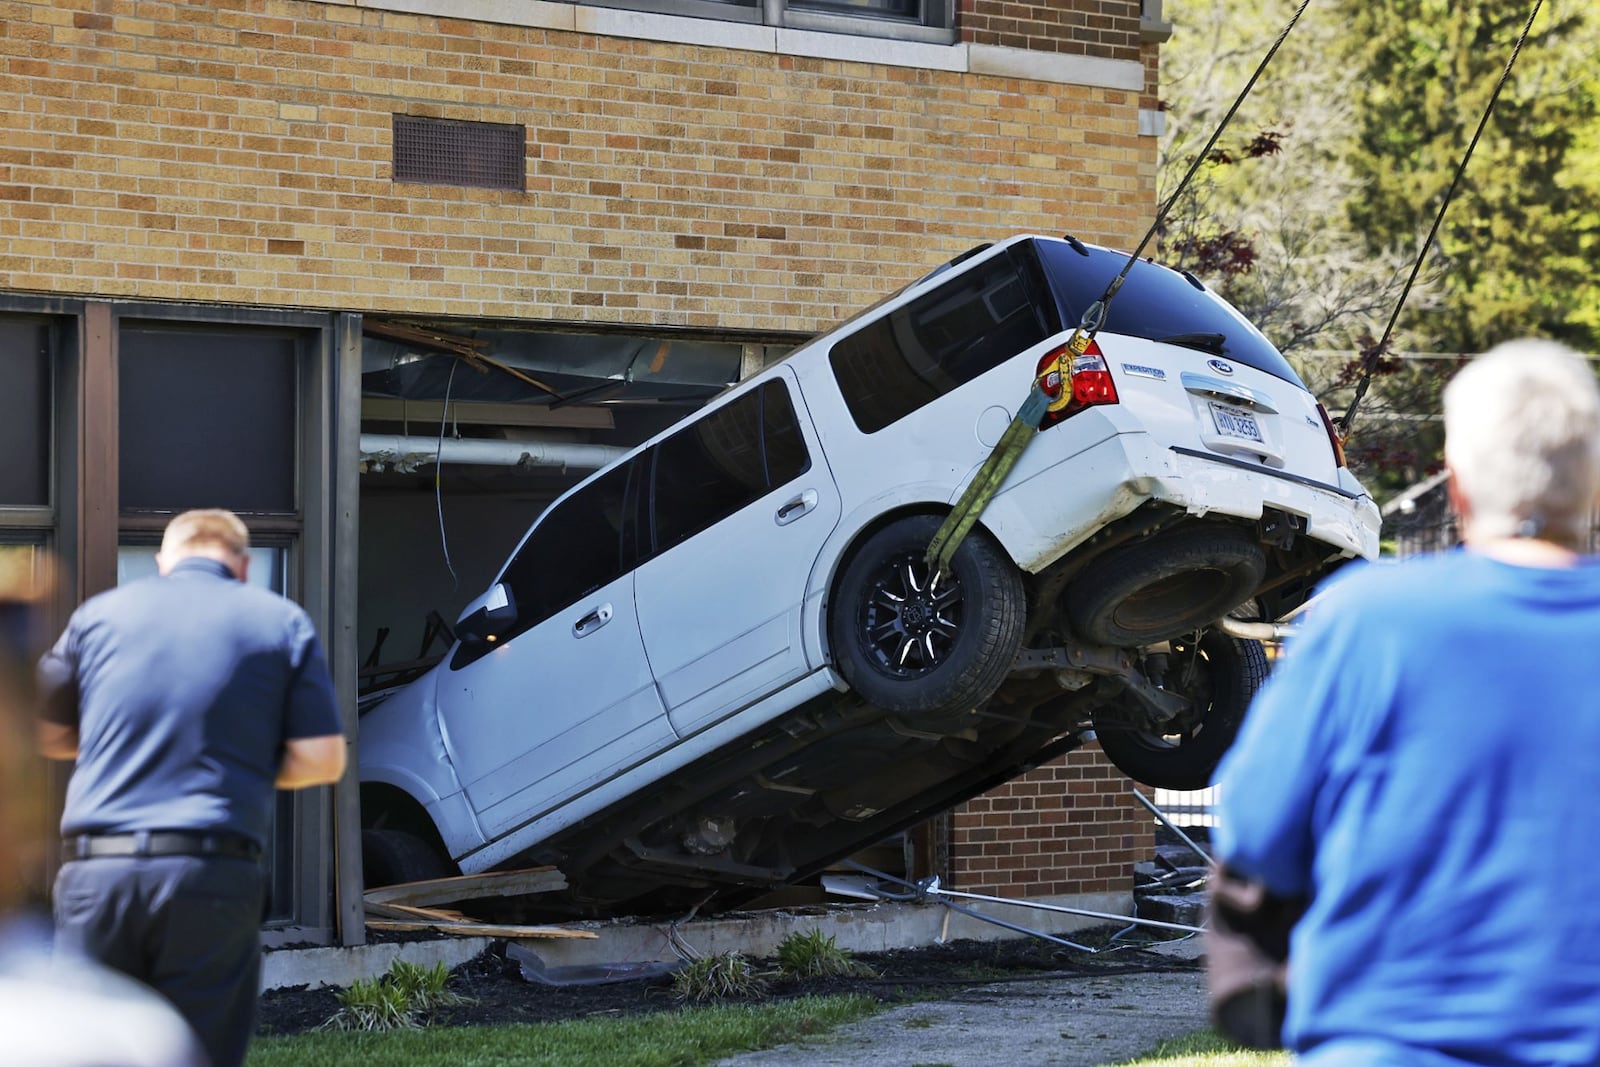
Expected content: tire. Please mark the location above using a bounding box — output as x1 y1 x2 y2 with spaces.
1067 525 1266 646
361 828 453 888
1093 632 1268 790
829 515 1025 720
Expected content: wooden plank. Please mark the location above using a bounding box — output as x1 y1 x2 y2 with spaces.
362 865 569 908
365 919 598 940
363 901 471 923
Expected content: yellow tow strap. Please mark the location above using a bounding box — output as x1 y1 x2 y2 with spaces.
925 383 1052 574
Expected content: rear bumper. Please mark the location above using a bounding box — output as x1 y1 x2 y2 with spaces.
982 429 1381 572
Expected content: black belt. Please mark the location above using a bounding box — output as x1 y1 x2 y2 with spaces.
64 831 262 862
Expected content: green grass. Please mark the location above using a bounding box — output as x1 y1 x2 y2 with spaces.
246 993 881 1067
1113 1030 1291 1066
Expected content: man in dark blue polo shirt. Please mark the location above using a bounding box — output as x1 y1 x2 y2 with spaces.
37 509 346 1067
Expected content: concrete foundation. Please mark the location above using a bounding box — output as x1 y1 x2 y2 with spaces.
261 890 1132 992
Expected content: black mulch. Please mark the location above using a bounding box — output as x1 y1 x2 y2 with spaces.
255 925 1201 1038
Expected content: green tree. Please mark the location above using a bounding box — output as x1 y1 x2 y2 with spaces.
1160 0 1600 501
1343 0 1600 355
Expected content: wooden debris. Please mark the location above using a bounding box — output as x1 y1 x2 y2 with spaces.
363 901 472 923
365 919 597 940
361 865 568 909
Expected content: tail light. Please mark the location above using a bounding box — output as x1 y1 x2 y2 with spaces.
1315 402 1347 467
1034 339 1119 428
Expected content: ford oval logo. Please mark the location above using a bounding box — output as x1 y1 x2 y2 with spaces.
1206 359 1235 376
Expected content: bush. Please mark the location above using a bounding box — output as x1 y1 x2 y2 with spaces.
671 952 770 1004
774 929 876 979
318 960 473 1032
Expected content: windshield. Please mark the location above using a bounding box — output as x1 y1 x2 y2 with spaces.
1032 239 1304 386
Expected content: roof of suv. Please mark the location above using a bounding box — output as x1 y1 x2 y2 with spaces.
814 235 1305 389
1030 236 1303 387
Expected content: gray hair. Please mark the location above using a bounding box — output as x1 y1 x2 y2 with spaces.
1443 339 1600 547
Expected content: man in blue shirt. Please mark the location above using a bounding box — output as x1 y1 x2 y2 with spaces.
37 509 346 1067
1213 338 1600 1067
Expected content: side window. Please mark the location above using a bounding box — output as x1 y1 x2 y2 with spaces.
829 248 1058 433
649 380 811 555
497 460 637 639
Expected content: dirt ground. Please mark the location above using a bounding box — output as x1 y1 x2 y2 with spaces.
254 925 1205 1040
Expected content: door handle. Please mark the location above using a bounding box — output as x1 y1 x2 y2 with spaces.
573 602 613 638
776 489 818 526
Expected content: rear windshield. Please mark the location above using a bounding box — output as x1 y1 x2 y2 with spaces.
1033 240 1303 386
829 246 1061 434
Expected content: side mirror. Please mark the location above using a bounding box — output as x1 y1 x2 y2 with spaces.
454 582 516 645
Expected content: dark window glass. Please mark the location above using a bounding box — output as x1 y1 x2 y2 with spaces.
0 318 50 507
499 460 637 635
829 249 1058 433
1033 240 1304 386
119 327 297 512
791 0 918 17
649 381 810 554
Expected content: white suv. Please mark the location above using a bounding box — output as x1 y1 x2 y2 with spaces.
358 234 1379 913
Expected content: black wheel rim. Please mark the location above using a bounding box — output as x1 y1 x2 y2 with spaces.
858 551 965 679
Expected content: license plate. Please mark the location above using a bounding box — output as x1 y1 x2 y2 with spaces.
1208 401 1263 443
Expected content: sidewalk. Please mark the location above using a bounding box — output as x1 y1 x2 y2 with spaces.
715 939 1207 1067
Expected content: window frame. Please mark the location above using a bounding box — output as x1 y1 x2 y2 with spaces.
0 294 356 947
578 0 955 43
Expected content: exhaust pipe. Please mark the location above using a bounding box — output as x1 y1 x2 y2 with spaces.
1215 616 1295 641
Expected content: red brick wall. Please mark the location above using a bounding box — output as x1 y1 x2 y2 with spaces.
961 0 1143 63
949 746 1153 897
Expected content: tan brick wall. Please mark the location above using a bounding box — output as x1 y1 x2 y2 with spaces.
960 0 1142 63
949 746 1154 898
0 0 1155 334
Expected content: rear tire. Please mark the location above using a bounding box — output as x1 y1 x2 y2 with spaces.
830 515 1025 722
361 828 452 888
1067 525 1266 646
1093 632 1267 790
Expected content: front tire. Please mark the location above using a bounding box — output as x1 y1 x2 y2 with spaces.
361 828 453 888
830 515 1025 721
1092 632 1268 790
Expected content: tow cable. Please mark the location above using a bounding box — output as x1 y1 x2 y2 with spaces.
925 0 1315 575
1338 0 1545 438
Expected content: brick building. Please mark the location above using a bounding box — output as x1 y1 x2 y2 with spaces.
2 0 1168 943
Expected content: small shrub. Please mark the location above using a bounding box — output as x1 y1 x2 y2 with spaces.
387 960 471 1016
774 929 876 979
671 952 770 1003
318 975 417 1032
317 959 474 1032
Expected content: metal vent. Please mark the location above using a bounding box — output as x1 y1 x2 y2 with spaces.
392 114 525 191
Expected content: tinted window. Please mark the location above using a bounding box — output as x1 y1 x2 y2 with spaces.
498 460 637 637
830 248 1059 433
0 318 50 507
649 380 810 553
119 326 297 511
1033 240 1303 385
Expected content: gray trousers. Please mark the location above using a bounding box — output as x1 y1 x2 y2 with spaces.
54 854 265 1067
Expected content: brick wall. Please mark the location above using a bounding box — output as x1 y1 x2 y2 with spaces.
0 0 1155 335
960 0 1143 63
950 746 1154 898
